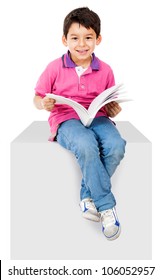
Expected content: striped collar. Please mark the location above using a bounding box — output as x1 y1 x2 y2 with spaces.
62 51 100 70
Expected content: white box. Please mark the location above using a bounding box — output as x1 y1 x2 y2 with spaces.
10 121 152 260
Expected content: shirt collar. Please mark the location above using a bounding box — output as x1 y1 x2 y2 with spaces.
62 51 100 70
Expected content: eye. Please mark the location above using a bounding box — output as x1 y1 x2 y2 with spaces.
71 37 78 41
86 36 93 40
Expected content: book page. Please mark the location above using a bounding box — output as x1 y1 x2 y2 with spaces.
88 83 126 115
98 96 132 109
46 84 132 127
85 97 132 127
46 93 90 126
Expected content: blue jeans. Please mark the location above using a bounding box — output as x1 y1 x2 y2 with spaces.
56 117 126 212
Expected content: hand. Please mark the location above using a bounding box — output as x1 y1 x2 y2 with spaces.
105 101 122 118
41 96 56 111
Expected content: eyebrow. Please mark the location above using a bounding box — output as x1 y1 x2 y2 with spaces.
69 33 94 36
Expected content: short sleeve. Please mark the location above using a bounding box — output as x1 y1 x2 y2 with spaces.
34 61 57 97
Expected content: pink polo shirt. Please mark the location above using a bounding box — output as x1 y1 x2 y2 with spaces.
35 51 115 140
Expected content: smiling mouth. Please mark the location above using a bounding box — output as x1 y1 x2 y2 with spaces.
77 50 89 54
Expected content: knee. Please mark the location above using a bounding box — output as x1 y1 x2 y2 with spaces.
102 136 126 160
112 137 126 159
75 138 99 162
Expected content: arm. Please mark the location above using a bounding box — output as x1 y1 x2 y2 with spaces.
105 101 122 118
33 94 56 111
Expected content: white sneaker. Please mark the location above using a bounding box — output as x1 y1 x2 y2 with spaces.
100 207 121 240
80 198 100 222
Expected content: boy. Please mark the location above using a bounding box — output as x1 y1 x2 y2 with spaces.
34 7 126 240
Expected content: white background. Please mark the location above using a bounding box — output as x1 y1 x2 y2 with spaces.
0 0 161 278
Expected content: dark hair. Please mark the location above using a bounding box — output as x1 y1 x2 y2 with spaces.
63 7 101 38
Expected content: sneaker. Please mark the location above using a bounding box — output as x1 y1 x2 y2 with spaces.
100 207 121 240
80 198 100 222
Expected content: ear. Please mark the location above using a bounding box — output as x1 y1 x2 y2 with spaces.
96 34 102 46
62 35 68 47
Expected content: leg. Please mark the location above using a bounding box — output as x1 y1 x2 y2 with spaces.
56 119 116 211
90 117 126 178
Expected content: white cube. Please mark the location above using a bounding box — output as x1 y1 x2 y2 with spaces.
10 121 152 260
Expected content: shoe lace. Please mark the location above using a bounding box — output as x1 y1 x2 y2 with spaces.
85 199 95 209
101 209 115 224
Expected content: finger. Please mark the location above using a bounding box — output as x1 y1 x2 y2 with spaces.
108 101 120 109
109 102 122 112
45 102 55 111
108 108 117 116
107 105 121 117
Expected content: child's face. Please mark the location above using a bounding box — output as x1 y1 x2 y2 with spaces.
62 23 102 67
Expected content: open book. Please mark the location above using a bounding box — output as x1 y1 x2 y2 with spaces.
46 83 132 127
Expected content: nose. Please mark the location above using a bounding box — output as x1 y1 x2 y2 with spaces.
78 38 85 47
